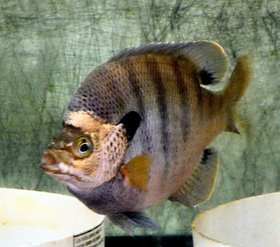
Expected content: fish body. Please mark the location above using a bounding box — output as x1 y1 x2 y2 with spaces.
40 41 252 232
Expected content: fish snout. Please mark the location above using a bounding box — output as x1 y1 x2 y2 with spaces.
39 150 60 173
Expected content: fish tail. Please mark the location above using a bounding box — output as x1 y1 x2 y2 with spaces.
223 54 252 105
222 54 252 133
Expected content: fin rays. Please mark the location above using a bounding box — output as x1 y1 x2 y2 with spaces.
109 212 160 234
169 148 219 208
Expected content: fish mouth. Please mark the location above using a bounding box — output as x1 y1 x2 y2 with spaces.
39 162 59 173
39 150 62 174
39 150 83 183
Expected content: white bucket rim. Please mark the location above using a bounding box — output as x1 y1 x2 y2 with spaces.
192 192 280 246
0 187 105 247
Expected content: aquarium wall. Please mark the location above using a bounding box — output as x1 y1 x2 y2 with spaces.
0 0 279 236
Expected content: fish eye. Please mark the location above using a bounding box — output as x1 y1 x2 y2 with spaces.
72 136 93 158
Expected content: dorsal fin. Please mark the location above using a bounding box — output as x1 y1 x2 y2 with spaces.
108 41 228 85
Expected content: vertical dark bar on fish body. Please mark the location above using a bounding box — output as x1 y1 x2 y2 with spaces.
118 58 152 152
119 59 145 118
98 66 127 121
172 59 190 141
146 57 170 177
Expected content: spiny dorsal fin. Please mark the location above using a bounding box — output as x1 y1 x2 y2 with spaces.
119 155 152 191
108 41 228 85
169 148 219 208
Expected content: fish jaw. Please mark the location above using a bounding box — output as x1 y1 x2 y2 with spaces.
39 150 61 173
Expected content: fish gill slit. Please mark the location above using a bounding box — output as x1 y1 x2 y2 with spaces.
146 56 170 185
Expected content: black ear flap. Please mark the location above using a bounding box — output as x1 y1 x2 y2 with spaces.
118 111 141 142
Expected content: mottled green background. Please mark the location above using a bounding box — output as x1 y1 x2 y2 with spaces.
0 0 279 236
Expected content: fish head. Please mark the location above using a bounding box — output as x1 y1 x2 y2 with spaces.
39 111 128 190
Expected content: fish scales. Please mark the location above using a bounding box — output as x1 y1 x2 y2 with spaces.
78 55 217 195
117 58 152 157
119 56 167 195
144 56 201 203
145 56 170 191
144 55 192 193
72 53 196 198
117 54 195 195
172 59 191 141
122 54 216 203
40 41 252 232
69 62 140 123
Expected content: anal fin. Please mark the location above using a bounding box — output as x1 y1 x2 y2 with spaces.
169 148 219 208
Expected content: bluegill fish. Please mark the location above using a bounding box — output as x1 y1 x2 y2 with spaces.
39 41 252 232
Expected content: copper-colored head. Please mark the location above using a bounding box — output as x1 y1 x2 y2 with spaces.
39 111 128 190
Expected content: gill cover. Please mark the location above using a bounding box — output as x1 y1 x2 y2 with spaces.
65 111 129 184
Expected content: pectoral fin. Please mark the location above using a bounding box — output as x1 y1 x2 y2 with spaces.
119 155 152 191
169 148 219 208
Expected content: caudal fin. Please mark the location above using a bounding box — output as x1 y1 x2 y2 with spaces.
223 54 252 133
224 54 252 105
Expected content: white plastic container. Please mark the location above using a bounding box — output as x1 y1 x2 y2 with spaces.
0 188 105 247
192 192 280 247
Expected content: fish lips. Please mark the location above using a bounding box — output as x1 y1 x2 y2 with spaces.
39 162 59 173
39 150 61 174
39 149 85 185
